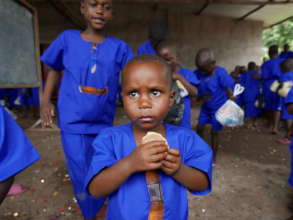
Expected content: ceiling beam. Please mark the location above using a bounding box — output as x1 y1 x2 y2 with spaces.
265 16 293 29
194 0 210 15
48 0 84 28
109 0 293 4
237 0 271 21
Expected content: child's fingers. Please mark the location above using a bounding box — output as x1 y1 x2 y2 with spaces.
150 152 167 162
168 148 180 156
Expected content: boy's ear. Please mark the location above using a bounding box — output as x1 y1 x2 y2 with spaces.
169 90 176 107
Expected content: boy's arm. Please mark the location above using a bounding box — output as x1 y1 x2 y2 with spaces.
226 88 236 101
173 72 197 97
88 141 168 198
40 66 61 126
162 149 209 191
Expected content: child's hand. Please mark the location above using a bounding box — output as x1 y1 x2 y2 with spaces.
128 141 168 173
161 148 181 175
40 101 55 127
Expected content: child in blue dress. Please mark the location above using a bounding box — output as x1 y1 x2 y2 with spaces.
156 40 199 129
85 55 213 220
194 48 234 160
40 0 133 219
261 45 283 134
277 59 293 145
0 105 40 205
137 21 168 55
241 62 261 127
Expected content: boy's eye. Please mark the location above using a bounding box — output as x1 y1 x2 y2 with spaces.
128 91 139 97
151 90 161 96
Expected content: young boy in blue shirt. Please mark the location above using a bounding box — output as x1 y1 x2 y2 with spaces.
261 45 283 134
241 62 262 127
277 59 293 145
85 55 213 220
0 105 40 205
40 0 133 219
156 40 199 129
137 21 168 55
279 44 293 59
194 48 234 160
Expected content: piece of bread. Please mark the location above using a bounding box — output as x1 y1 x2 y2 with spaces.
142 132 168 147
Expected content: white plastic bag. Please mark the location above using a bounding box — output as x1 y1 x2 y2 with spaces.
215 84 244 127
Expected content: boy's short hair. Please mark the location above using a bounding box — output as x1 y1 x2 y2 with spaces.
247 61 256 72
195 48 215 67
268 45 278 57
155 40 176 54
281 59 293 73
122 54 173 88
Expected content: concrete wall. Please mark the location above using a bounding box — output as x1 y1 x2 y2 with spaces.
36 3 264 72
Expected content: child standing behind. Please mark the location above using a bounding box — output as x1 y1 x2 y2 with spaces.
156 40 198 129
194 48 234 160
85 55 212 220
40 0 133 219
241 62 262 127
137 21 168 56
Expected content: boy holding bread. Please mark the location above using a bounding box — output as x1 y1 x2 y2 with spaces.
85 55 213 220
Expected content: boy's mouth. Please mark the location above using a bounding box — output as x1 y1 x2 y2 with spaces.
92 17 105 24
138 116 155 123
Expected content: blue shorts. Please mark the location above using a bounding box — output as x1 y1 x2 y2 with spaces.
263 89 281 111
198 107 223 131
244 101 260 118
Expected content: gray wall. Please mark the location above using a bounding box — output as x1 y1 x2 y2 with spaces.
36 3 264 72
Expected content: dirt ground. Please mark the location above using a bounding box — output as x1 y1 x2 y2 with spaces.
0 106 292 220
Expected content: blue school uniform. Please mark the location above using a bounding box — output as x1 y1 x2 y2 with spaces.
0 105 40 181
241 71 261 118
178 68 199 129
194 66 234 130
41 30 133 218
85 123 213 220
284 88 293 186
280 72 293 120
19 88 40 107
137 41 157 55
261 57 283 111
279 51 293 59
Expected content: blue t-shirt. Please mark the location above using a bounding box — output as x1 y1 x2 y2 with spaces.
178 68 199 128
85 123 213 220
194 66 234 111
241 71 261 102
0 105 40 181
261 57 284 89
137 41 157 55
279 51 293 59
41 30 133 134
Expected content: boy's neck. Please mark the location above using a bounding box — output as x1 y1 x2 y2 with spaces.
82 28 106 43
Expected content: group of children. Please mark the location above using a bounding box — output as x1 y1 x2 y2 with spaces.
1 0 293 219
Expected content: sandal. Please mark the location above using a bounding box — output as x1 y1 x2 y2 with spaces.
276 138 291 145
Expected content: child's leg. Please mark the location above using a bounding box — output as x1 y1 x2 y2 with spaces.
286 120 293 139
211 130 219 160
272 110 281 134
196 124 205 138
61 132 105 220
0 176 14 205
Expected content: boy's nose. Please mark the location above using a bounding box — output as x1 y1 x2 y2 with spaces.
138 96 152 109
96 5 104 14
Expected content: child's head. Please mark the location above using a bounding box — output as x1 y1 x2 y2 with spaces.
281 59 293 73
121 55 174 131
156 40 178 71
195 48 216 75
148 21 168 45
284 43 290 52
268 45 278 58
247 61 257 72
80 0 113 31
